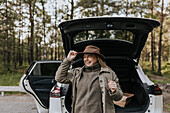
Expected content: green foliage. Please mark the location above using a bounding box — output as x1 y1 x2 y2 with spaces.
142 61 170 83
0 63 29 86
0 73 23 86
161 62 170 78
0 0 169 77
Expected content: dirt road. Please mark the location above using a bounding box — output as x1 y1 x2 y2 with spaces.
0 94 37 113
0 89 169 113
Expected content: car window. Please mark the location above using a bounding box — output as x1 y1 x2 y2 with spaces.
30 63 60 76
26 62 36 75
74 30 134 44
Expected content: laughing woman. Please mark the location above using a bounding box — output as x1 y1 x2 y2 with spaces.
55 45 123 113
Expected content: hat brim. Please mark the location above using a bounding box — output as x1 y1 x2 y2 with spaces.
77 52 105 60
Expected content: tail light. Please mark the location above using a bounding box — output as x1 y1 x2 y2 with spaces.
50 86 61 98
150 84 162 95
154 84 162 95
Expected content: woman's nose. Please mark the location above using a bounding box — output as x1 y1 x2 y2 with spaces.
84 57 88 61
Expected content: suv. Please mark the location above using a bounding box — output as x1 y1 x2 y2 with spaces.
20 17 163 113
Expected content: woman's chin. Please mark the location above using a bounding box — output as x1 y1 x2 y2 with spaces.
85 64 92 67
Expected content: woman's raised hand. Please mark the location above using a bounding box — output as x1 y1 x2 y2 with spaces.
67 50 78 61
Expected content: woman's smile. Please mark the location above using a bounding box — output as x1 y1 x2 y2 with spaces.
83 54 97 66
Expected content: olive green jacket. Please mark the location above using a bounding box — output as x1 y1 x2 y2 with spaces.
55 58 123 113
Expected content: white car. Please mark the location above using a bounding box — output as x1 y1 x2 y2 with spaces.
20 17 163 113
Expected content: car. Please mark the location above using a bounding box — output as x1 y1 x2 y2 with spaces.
20 17 163 113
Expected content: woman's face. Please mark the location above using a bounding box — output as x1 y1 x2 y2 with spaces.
83 54 97 66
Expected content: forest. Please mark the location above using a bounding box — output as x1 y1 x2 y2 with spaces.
0 0 169 76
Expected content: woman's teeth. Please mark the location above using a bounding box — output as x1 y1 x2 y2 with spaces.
86 61 91 64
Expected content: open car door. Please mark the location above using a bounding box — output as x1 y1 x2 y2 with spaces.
21 61 61 109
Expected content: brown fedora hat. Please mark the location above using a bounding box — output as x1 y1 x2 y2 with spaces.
78 45 105 60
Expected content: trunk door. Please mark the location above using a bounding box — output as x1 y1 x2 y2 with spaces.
59 17 160 63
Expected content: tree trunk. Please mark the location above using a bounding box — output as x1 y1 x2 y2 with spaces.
54 33 57 60
29 0 35 64
126 0 129 17
54 2 58 60
100 0 104 16
5 0 11 71
35 42 38 60
21 40 24 65
18 31 22 66
27 31 30 64
41 0 47 60
158 0 164 75
151 0 154 71
39 41 42 60
2 24 6 67
58 43 60 60
13 29 16 69
71 0 74 19
51 47 53 60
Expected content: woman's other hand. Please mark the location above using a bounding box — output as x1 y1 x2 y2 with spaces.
108 80 117 93
67 50 78 61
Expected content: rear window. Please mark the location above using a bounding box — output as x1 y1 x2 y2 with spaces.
30 63 60 76
74 30 134 44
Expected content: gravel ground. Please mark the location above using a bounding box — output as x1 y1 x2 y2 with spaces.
159 83 170 113
0 88 169 113
0 94 37 113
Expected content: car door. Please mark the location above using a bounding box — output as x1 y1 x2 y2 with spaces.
22 61 61 109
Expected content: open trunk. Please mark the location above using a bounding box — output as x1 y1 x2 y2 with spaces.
107 58 149 113
63 57 149 113
58 17 159 113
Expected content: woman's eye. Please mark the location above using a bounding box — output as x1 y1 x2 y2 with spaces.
83 56 87 59
88 55 92 57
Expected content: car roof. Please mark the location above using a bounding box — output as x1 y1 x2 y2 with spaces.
34 60 62 63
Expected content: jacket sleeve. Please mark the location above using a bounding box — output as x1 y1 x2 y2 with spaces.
109 71 123 101
55 58 74 84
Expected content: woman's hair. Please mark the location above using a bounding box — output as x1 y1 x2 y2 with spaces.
96 55 109 68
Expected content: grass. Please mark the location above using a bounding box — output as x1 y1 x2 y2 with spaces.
164 103 170 112
0 63 29 86
141 62 170 84
0 72 23 86
0 61 169 86
0 72 25 95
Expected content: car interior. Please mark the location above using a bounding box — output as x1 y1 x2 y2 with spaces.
27 62 60 108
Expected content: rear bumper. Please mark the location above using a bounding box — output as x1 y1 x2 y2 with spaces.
49 96 68 113
146 94 163 113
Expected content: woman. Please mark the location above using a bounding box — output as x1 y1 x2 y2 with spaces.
55 45 123 113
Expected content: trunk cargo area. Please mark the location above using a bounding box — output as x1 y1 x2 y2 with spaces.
107 58 149 112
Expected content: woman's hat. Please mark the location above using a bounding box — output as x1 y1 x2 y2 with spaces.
78 45 105 60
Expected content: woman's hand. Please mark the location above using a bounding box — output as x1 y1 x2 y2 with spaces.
108 80 117 93
67 50 78 61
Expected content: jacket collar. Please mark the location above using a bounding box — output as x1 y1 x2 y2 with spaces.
76 65 110 77
100 67 110 74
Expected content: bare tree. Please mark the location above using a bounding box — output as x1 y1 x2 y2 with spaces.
158 0 164 75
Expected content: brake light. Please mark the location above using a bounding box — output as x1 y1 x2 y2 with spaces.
153 84 162 95
50 87 61 98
